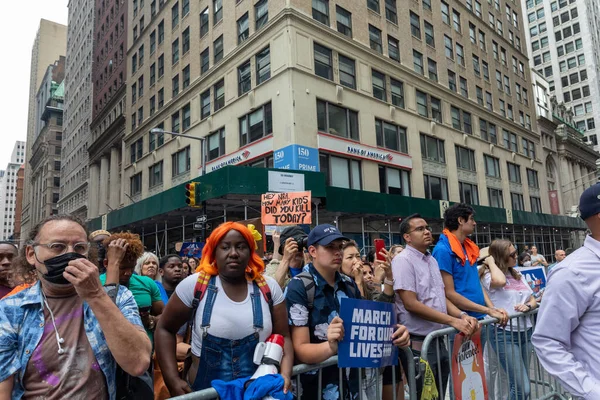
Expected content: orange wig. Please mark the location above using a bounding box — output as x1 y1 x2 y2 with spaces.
197 222 265 280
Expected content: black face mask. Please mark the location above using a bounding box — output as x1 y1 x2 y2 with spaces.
41 252 87 285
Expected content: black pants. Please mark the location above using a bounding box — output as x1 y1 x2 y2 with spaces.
399 337 450 400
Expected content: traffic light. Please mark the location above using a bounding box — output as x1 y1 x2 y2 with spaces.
185 182 197 207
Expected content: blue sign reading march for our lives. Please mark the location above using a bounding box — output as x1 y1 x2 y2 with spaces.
338 298 398 368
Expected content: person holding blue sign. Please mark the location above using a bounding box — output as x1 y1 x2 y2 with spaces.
394 214 479 399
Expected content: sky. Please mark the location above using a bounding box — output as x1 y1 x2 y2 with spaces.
0 0 68 170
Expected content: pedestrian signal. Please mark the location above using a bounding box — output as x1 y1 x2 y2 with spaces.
185 183 197 207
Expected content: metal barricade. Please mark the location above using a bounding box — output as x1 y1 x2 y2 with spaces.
171 347 417 400
416 309 571 400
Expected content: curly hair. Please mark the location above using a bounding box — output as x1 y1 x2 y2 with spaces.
102 232 144 268
198 222 264 280
15 215 90 284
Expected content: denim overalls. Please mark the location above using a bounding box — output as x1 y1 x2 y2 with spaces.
190 276 264 391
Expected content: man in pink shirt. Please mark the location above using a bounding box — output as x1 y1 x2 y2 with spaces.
532 183 600 399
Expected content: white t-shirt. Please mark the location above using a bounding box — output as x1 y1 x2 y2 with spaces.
530 254 546 266
176 273 284 357
481 272 533 331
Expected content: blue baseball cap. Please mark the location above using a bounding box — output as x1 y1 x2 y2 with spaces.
579 182 600 220
307 224 349 247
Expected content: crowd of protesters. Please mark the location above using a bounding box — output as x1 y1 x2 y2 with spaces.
1 181 599 400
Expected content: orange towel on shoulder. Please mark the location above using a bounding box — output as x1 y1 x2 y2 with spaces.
442 228 479 266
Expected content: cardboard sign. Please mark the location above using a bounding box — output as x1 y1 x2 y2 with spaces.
179 242 205 258
338 298 399 368
452 331 488 400
516 266 547 295
261 191 312 225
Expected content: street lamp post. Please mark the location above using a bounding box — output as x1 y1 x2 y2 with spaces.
150 128 207 241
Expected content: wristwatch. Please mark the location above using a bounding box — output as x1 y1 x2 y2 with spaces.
383 278 394 286
459 311 468 319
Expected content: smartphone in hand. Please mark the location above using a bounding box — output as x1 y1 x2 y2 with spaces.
374 239 386 262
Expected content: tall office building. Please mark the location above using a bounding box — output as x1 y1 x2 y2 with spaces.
0 142 26 240
58 0 95 220
522 0 600 149
88 0 128 219
21 19 67 239
120 0 542 211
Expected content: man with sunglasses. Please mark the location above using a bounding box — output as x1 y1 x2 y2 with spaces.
394 214 479 398
0 215 151 400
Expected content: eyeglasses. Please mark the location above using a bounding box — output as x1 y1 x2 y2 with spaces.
407 225 432 234
32 242 90 256
508 251 518 258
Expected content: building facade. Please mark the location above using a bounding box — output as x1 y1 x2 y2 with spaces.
522 0 600 149
0 142 26 240
58 0 95 220
28 59 66 232
122 0 542 212
88 0 129 220
21 19 67 240
13 166 24 242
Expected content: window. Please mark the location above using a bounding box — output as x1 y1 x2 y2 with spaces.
420 134 445 163
214 35 223 63
456 43 465 66
336 6 352 37
132 82 137 103
172 147 190 176
469 23 476 44
208 128 226 161
451 106 462 130
503 130 518 152
522 139 536 158
132 54 137 73
424 22 435 47
255 0 268 29
413 51 424 75
237 13 249 44
444 35 454 59
320 154 362 190
511 193 524 210
172 2 179 28
214 79 224 111
158 88 164 108
213 0 222 24
473 54 480 76
476 86 484 105
201 90 211 119
150 31 156 54
527 168 539 188
149 162 163 187
424 0 432 10
482 61 489 80
428 59 438 82
312 0 329 25
369 25 382 53
455 146 476 171
459 182 479 205
182 27 190 54
130 173 142 195
452 9 461 32
171 111 180 133
504 75 511 94
484 154 501 177
158 20 165 43
375 119 407 153
130 138 143 163
460 77 468 98
531 197 542 213
149 125 165 150
488 188 504 208
367 0 380 13
238 60 251 95
183 65 190 88
314 43 333 80
372 70 386 100
388 36 400 61
172 38 179 65
410 12 421 38
239 103 273 145
172 74 179 97
424 175 449 200
201 48 209 74
379 166 410 195
507 162 521 183
385 0 397 23
256 47 271 84
441 1 450 24
200 8 209 37
317 100 359 140
448 70 457 92
390 78 404 108
182 0 189 16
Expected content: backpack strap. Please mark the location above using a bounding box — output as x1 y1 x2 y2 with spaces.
295 271 316 310
254 274 273 308
188 270 211 332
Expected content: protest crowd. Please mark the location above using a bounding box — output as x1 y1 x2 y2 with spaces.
1 182 600 400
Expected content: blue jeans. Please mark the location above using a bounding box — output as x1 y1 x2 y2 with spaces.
491 328 532 400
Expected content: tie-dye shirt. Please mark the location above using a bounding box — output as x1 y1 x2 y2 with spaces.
0 282 143 400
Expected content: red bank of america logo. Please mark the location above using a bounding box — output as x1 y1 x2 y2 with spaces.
242 150 251 159
386 154 393 162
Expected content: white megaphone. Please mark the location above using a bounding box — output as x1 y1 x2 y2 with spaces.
245 334 285 399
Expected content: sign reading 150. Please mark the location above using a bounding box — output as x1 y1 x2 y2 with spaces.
298 147 310 157
274 150 285 161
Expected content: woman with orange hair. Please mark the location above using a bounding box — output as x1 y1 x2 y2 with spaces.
155 222 293 396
